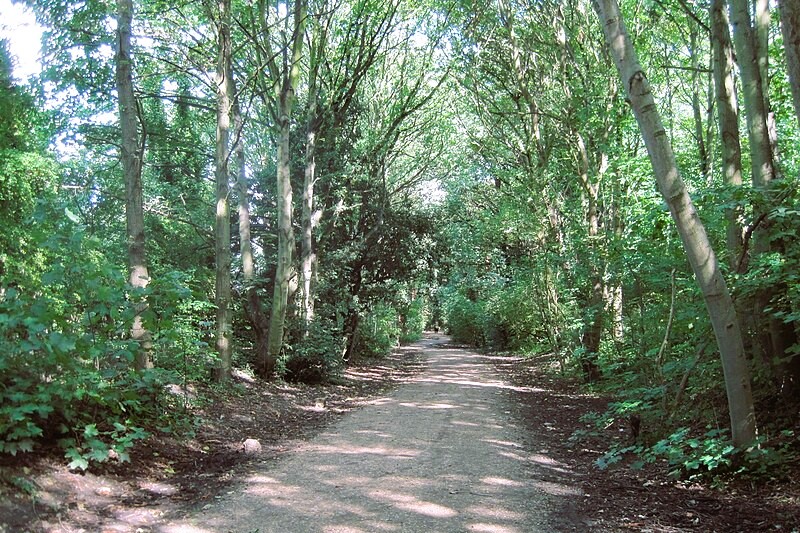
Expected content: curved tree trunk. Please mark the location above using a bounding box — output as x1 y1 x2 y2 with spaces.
593 0 757 448
115 0 152 371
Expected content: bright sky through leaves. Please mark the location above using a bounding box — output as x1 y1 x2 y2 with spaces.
0 0 42 80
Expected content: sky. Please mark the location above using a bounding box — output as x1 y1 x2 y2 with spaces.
0 0 43 81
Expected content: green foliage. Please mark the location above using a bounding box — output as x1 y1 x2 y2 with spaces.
0 201 196 468
356 302 401 358
595 427 798 484
282 318 345 384
398 296 427 344
145 270 216 381
442 289 486 347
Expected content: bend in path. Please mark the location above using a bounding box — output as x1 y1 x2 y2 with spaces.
159 335 583 533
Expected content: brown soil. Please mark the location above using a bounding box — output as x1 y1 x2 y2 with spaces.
1 340 798 532
0 347 426 532
492 351 800 532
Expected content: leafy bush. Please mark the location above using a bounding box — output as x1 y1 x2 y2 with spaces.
594 426 798 484
0 207 185 469
399 296 427 344
443 291 485 347
356 302 401 358
282 318 344 383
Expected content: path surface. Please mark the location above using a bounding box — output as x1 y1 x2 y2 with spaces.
159 336 582 533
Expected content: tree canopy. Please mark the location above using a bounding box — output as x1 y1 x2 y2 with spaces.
1 0 799 480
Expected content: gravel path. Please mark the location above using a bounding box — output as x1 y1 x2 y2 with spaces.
159 335 580 533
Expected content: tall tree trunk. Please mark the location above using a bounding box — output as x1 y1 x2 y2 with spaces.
263 0 307 377
576 131 603 382
115 0 151 371
711 0 745 269
212 0 233 383
264 93 296 377
730 0 794 374
690 28 710 181
232 77 270 365
755 0 781 165
779 0 800 127
301 33 322 333
729 0 775 188
593 0 757 448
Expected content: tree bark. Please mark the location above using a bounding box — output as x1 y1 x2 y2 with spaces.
729 0 775 188
263 0 307 377
690 27 711 181
212 0 233 383
115 0 152 371
779 0 800 127
301 27 323 334
232 75 270 366
593 0 757 448
711 0 745 269
576 131 603 383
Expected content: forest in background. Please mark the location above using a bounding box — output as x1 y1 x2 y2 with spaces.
1 0 799 484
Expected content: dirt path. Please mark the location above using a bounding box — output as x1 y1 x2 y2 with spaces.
159 335 580 533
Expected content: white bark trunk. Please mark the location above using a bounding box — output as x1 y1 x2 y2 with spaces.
213 0 233 383
263 0 307 377
593 0 757 447
729 0 775 187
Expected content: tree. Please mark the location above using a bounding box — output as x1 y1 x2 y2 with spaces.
592 0 757 447
780 0 800 127
254 0 308 377
711 0 744 267
212 0 233 382
729 0 775 188
115 0 152 371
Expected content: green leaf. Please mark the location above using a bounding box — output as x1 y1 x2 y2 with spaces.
64 207 81 224
65 448 89 471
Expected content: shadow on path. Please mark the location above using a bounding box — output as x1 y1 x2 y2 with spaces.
158 335 583 533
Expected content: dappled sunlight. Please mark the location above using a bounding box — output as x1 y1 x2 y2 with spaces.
481 476 526 488
465 505 526 521
531 480 583 496
302 443 420 458
398 401 457 409
161 338 581 532
369 489 458 518
466 522 524 533
483 438 524 449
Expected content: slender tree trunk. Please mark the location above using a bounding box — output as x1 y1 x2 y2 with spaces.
755 0 781 166
593 0 757 448
576 131 603 382
301 38 321 333
232 78 270 365
690 28 710 181
729 0 775 188
264 93 296 377
711 0 745 269
115 0 151 371
212 0 233 383
779 0 800 127
263 0 307 377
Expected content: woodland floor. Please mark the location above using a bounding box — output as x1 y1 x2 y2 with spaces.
0 334 798 532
